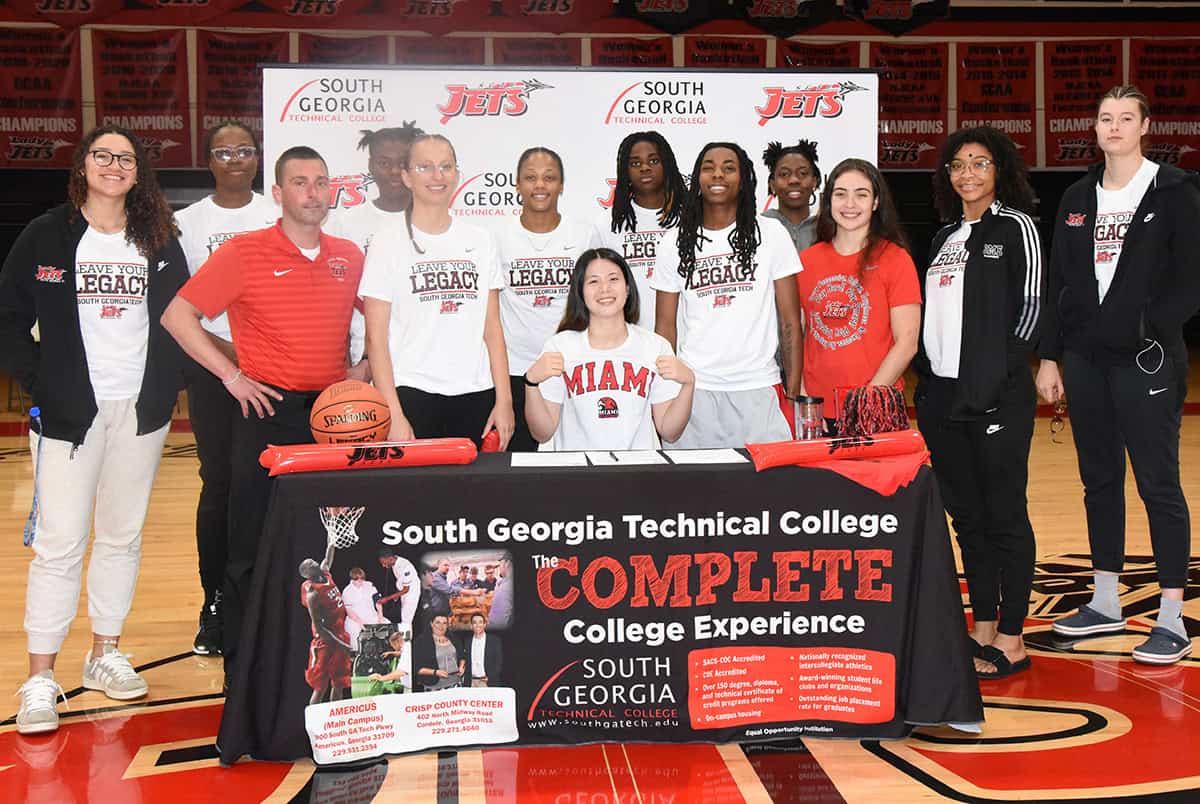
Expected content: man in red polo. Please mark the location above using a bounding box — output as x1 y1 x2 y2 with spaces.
163 145 363 669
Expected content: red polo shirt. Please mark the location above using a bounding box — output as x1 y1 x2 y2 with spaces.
180 221 363 391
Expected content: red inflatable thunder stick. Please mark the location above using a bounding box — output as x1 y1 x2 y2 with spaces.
481 429 501 453
260 438 479 476
745 429 927 472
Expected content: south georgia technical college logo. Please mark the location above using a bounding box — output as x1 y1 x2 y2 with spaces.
604 80 708 126
278 77 388 125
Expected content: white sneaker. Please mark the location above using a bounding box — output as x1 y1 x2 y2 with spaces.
82 648 148 700
16 670 64 735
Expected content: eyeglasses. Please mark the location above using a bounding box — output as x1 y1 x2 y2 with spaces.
210 146 258 163
1050 398 1067 444
946 158 993 176
410 162 457 175
89 149 137 170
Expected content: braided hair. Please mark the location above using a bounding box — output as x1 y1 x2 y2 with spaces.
610 131 687 234
356 121 425 153
676 142 760 286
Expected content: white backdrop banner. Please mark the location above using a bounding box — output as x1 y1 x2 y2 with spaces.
262 67 878 229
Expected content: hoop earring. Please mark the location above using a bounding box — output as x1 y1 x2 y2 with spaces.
808 191 817 207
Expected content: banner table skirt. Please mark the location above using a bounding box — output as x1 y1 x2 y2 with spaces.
217 452 982 765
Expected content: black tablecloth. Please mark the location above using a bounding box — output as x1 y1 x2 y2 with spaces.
217 453 982 764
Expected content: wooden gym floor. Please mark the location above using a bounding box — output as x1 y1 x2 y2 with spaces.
0 370 1197 803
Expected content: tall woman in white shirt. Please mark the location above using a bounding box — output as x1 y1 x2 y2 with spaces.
650 142 803 448
175 121 277 656
525 248 694 450
360 133 514 449
0 126 188 733
498 147 600 451
1037 86 1200 665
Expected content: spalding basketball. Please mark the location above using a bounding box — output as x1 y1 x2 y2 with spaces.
310 380 391 444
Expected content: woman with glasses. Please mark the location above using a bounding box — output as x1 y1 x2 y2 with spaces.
360 133 514 449
1037 85 1200 665
794 158 920 432
0 125 188 733
498 147 601 452
916 125 1043 680
174 121 277 656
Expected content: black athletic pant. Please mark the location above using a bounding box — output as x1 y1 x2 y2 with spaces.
507 375 538 452
916 371 1037 635
1062 344 1190 589
223 388 317 668
396 386 496 449
185 363 236 605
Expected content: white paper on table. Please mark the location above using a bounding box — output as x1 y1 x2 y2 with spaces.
664 448 749 464
510 452 589 468
584 450 668 465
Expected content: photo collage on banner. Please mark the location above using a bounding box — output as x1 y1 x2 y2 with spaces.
262 66 880 233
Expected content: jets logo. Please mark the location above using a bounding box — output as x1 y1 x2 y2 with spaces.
1065 213 1086 227
755 80 868 127
437 79 553 125
36 265 64 283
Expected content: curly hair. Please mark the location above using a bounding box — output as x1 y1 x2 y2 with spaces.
815 158 908 279
762 139 822 192
68 125 177 258
357 121 425 154
676 142 760 285
610 131 687 235
931 126 1036 221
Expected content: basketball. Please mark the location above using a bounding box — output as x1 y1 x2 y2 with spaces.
309 380 391 444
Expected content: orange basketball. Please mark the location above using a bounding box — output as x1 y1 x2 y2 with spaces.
309 380 391 444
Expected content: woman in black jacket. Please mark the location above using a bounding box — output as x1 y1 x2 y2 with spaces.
916 125 1043 680
1037 85 1200 665
0 125 188 733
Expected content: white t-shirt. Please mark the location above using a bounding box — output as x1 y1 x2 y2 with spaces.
359 219 505 395
597 202 671 331
498 216 600 375
649 217 801 391
538 324 681 451
327 203 408 363
923 220 973 379
175 193 278 341
1094 157 1158 303
75 227 150 400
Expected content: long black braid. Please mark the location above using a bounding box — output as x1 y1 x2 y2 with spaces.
610 130 687 234
676 142 760 286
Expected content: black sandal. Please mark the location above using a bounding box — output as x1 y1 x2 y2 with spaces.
976 645 1030 680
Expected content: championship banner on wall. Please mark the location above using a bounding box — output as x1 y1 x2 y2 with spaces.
92 30 191 168
217 457 981 764
590 37 674 68
493 38 583 66
955 42 1035 156
1130 39 1200 170
870 42 947 169
299 34 390 66
0 28 82 168
196 31 288 161
1043 40 1123 168
683 37 767 69
394 37 486 66
776 41 858 70
261 66 878 231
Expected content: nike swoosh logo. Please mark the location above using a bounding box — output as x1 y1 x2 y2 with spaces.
274 269 293 277
1149 387 1168 396
157 260 168 271
986 424 1004 435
